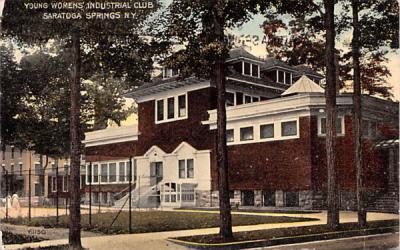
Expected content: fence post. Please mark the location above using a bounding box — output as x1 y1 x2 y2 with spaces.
129 157 132 234
89 162 92 227
28 168 31 221
5 170 8 220
56 161 59 224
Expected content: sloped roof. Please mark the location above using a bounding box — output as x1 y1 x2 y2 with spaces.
228 47 263 62
281 75 324 96
293 65 324 78
262 57 296 71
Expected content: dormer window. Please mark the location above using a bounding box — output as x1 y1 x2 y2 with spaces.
163 68 180 78
242 61 260 78
276 70 292 85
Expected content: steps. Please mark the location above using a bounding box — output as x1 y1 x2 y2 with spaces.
113 185 159 209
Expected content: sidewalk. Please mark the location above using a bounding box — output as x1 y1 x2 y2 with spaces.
4 211 398 250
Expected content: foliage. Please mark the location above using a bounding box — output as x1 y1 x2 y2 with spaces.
5 211 316 234
261 0 399 98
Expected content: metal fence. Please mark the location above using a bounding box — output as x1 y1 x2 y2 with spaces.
0 158 163 233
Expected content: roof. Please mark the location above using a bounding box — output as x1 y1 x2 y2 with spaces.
281 75 324 96
293 65 324 78
262 57 296 71
228 47 262 62
84 125 138 147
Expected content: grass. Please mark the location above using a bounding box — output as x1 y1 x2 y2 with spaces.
177 207 321 214
2 231 43 245
4 211 317 235
175 219 399 244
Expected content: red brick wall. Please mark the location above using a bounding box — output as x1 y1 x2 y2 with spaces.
311 116 387 192
85 141 137 162
136 87 217 155
210 117 313 191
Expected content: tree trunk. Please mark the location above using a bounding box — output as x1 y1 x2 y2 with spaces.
213 0 233 240
323 0 340 229
69 29 83 249
352 0 367 228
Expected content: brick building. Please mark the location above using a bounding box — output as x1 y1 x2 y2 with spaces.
83 48 399 211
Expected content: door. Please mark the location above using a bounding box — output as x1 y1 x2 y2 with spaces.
150 162 163 186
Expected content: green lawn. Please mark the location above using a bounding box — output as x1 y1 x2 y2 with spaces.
176 219 399 244
5 211 317 235
177 207 321 214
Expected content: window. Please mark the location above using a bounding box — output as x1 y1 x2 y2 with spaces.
93 164 99 183
252 96 260 102
277 70 285 83
226 92 235 106
11 147 14 159
226 129 234 142
155 94 188 122
10 164 14 175
320 117 343 135
281 121 297 137
109 163 116 182
243 61 260 78
178 94 186 117
101 164 108 182
244 62 251 75
187 159 194 178
263 191 276 206
19 163 23 176
51 177 57 192
19 149 23 157
285 72 292 85
240 127 254 141
64 165 69 175
252 64 259 77
260 124 274 139
285 192 299 207
150 162 163 177
167 97 175 119
119 162 126 182
178 159 194 179
244 95 252 104
34 164 41 176
236 92 243 105
163 68 179 78
62 176 68 192
156 99 164 121
179 160 185 179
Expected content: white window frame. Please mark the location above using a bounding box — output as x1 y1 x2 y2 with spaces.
242 61 260 78
177 159 195 179
281 120 299 137
240 126 254 141
318 116 345 137
276 70 293 85
51 176 57 193
155 93 188 124
62 176 68 192
260 123 275 140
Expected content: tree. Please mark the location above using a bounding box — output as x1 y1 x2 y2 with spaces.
2 1 157 247
324 0 340 229
162 0 278 240
348 0 398 228
262 1 397 98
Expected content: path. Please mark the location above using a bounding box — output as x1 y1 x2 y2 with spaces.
3 211 398 250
